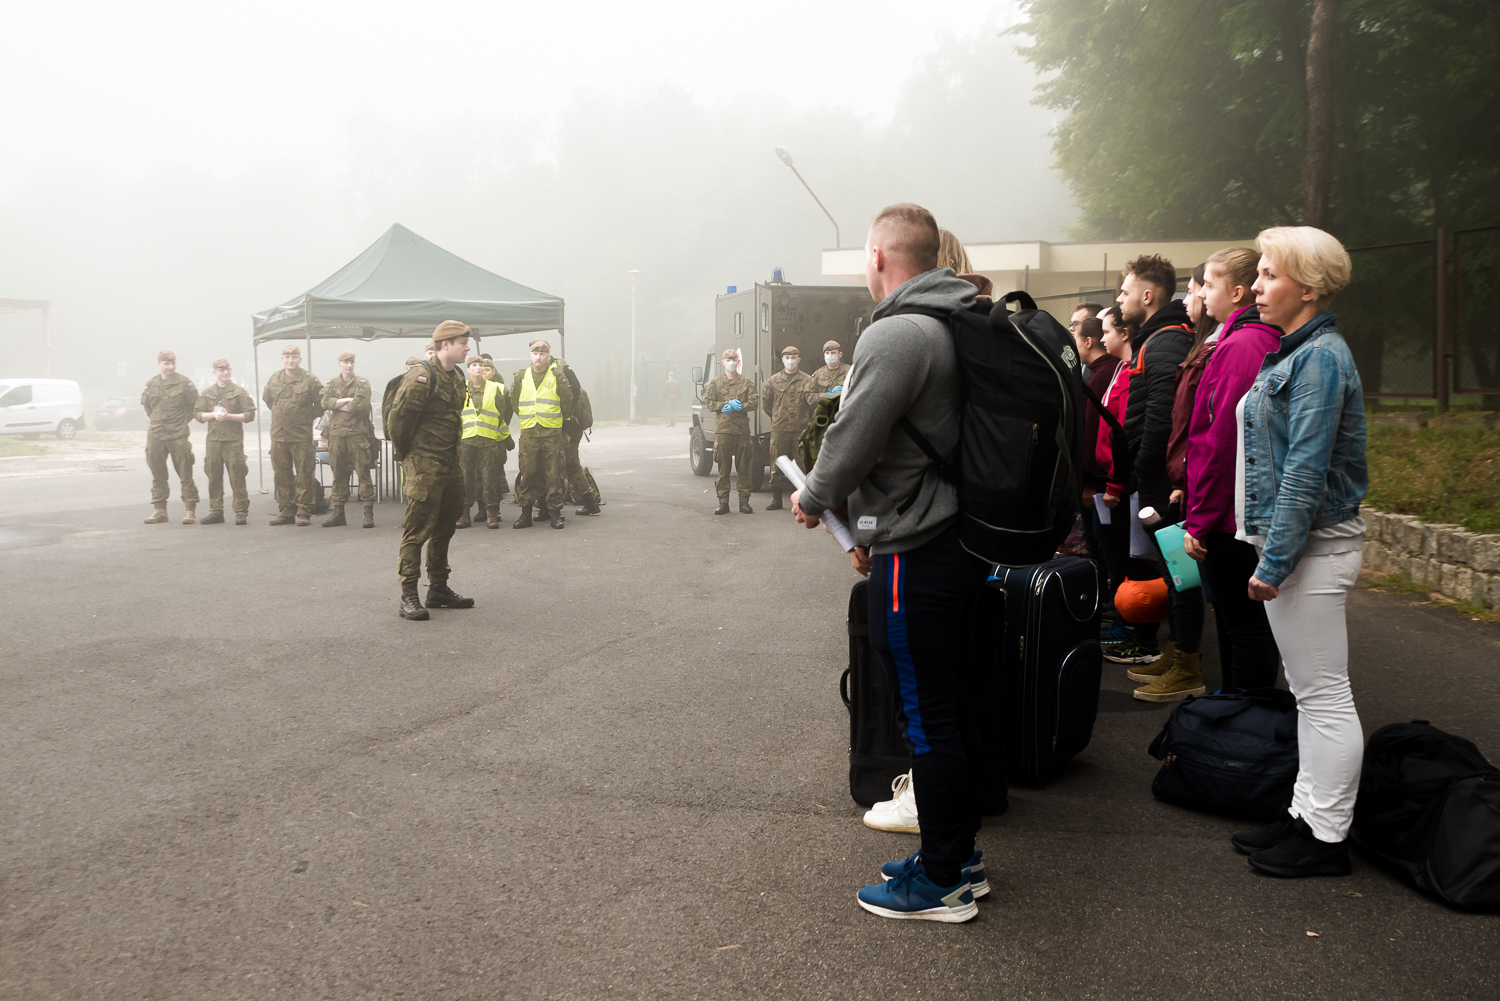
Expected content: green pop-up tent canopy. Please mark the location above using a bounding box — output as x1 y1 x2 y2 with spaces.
251 222 565 348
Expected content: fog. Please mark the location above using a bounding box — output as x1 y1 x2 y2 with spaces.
0 1 1074 418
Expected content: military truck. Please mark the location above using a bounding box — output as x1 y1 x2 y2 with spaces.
688 273 874 486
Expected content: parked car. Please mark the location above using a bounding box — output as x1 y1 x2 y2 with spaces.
0 379 86 439
94 397 146 431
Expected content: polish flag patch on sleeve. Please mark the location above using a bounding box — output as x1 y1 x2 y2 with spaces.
415 375 427 383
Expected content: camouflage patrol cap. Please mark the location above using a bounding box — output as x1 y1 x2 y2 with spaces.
822 340 842 352
337 350 355 363
721 348 738 362
781 345 800 356
212 357 231 370
158 350 176 363
433 320 471 343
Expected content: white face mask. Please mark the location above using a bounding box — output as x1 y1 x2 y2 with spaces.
824 353 839 367
783 357 798 372
723 361 737 375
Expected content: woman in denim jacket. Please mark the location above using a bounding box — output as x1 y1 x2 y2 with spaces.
1230 226 1366 878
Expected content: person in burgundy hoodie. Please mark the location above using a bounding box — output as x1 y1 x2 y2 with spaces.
1182 247 1283 691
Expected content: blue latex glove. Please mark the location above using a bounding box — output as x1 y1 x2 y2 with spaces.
721 400 742 413
831 385 843 394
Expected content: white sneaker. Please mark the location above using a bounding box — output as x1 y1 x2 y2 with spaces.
863 770 920 833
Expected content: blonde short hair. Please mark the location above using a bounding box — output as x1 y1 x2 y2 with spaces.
937 229 972 273
1256 226 1352 303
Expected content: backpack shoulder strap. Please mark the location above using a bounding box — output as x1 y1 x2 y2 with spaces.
882 305 962 485
1080 380 1123 432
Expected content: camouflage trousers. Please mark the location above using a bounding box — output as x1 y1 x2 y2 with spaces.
515 431 566 512
398 463 463 593
494 436 512 496
714 432 755 503
270 439 317 517
204 439 249 515
328 435 373 505
461 438 505 508
768 431 804 493
146 434 199 506
563 428 600 506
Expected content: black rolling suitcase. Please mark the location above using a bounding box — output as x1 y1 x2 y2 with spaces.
974 556 1103 783
843 579 908 806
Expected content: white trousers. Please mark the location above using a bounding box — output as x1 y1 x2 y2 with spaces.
1263 548 1364 843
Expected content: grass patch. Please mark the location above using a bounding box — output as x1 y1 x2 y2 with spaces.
1366 423 1500 535
0 438 46 458
1360 570 1500 623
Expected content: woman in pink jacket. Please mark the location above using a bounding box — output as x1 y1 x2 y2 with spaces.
1182 247 1283 691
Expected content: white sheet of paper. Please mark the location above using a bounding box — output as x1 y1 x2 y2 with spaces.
1093 493 1112 525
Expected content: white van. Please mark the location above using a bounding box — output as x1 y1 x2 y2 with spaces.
0 379 87 439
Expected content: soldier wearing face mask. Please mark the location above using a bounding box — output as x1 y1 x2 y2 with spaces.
702 348 757 515
808 339 850 401
760 345 816 511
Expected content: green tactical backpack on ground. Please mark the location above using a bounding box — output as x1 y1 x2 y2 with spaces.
796 390 841 472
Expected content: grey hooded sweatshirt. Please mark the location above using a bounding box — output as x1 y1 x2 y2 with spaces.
800 268 975 554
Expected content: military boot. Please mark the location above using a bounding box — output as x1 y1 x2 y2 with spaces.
766 489 784 511
456 507 472 529
144 505 169 524
714 501 730 515
234 513 248 525
575 497 601 516
295 515 311 526
182 503 196 525
426 582 476 609
200 510 225 525
550 511 565 529
739 500 754 514
269 512 295 526
486 505 500 529
513 503 534 529
322 504 347 527
398 592 430 621
362 503 375 529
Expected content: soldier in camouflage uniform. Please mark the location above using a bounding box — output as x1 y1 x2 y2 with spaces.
458 356 507 529
510 338 575 530
479 356 514 498
192 358 255 525
556 359 602 516
702 347 758 515
319 350 375 528
808 339 850 400
262 344 323 526
760 344 816 511
141 349 201 524
387 320 477 620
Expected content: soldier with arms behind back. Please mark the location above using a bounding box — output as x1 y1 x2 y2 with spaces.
320 350 375 528
141 349 200 524
458 356 507 530
387 321 477 620
193 359 255 525
761 344 816 511
262 344 323 526
702 348 758 515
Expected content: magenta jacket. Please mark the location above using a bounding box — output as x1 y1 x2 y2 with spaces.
1183 306 1282 539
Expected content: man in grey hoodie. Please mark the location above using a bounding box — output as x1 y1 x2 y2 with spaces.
793 204 989 924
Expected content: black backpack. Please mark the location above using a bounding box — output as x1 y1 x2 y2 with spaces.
892 291 1085 568
1147 689 1300 819
1352 721 1500 910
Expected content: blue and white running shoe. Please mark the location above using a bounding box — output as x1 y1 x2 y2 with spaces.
1100 619 1133 647
880 849 989 899
857 868 977 923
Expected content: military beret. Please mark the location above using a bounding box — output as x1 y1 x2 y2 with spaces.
158 350 177 363
337 350 356 362
822 340 842 352
781 345 800 356
433 320 471 343
211 357 231 370
467 356 485 366
281 344 301 356
529 337 551 352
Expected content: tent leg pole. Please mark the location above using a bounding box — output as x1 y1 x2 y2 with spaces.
559 325 565 363
253 338 265 493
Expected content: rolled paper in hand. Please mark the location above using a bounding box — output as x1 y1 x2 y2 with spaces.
776 456 857 553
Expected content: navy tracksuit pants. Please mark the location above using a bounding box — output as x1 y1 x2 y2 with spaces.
867 522 990 888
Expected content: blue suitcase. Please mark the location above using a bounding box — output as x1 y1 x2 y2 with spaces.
969 556 1103 784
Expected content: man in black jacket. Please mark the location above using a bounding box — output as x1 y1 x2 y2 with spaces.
1118 255 1193 520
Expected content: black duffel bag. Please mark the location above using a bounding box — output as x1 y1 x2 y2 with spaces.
1351 720 1500 911
1147 689 1299 820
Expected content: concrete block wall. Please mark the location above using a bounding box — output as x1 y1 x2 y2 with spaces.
1361 508 1500 609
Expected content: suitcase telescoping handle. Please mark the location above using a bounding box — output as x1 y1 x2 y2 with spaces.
840 667 853 711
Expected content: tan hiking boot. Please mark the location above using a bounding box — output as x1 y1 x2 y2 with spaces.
486 505 500 529
200 510 225 525
182 503 196 525
1133 650 1206 702
456 508 472 529
295 515 311 526
144 506 168 524
269 513 295 526
322 504 346 527
363 503 375 528
1127 640 1179 683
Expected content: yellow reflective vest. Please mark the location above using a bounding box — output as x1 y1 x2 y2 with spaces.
462 380 503 440
517 365 563 429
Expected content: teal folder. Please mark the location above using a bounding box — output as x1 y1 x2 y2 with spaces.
1153 522 1202 591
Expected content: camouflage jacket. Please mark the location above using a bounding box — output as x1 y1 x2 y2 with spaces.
320 373 373 437
193 381 256 442
807 362 850 403
262 368 324 443
141 373 198 440
703 373 757 435
388 360 465 471
760 369 816 433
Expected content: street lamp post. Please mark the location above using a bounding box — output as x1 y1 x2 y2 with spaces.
774 147 841 248
628 269 640 422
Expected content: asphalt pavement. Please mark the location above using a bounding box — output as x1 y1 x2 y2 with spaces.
2 424 1498 1000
